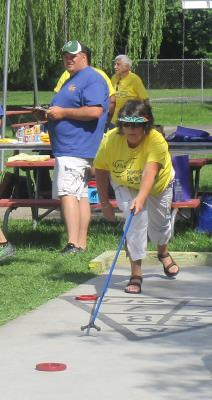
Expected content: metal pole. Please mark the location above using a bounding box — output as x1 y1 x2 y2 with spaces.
147 59 150 90
180 10 185 126
26 0 39 106
2 0 11 139
201 59 204 103
1 0 11 171
99 0 103 68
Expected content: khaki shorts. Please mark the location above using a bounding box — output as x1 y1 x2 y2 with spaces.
52 156 92 200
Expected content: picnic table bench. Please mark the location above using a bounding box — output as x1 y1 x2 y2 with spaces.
0 196 200 237
1 156 206 236
0 198 118 234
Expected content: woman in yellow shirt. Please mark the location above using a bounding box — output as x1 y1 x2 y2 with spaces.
94 100 179 294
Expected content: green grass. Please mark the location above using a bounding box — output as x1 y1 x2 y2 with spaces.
149 88 212 99
198 163 212 191
5 91 53 106
0 90 211 326
152 102 212 126
3 90 212 126
0 218 122 325
0 216 211 326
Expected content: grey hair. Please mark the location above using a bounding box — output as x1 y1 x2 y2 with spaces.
114 54 132 68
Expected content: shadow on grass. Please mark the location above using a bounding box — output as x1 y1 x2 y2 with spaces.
8 219 64 248
7 218 123 249
41 219 123 285
90 217 123 234
169 221 212 252
46 268 95 286
5 216 212 253
202 102 212 110
2 218 124 285
39 253 97 285
9 228 62 248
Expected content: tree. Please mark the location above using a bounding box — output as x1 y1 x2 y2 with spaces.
160 0 212 59
123 0 166 63
0 0 166 89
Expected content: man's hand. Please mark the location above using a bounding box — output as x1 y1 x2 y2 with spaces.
33 109 46 120
47 106 65 120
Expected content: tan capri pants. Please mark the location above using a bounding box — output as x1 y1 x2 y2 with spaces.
111 181 173 262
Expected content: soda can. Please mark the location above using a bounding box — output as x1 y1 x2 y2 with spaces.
16 127 25 142
24 128 31 135
24 134 30 143
35 133 41 142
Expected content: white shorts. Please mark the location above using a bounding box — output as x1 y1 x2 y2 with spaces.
52 156 92 200
111 181 173 261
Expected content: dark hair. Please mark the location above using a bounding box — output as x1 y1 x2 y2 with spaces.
80 43 92 65
153 124 165 137
117 99 154 135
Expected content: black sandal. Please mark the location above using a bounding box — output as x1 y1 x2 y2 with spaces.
158 253 179 277
125 275 143 294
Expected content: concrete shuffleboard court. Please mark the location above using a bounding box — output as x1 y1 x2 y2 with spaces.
0 264 212 400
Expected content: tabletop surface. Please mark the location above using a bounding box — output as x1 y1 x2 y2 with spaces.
0 141 212 154
168 141 212 154
0 143 51 151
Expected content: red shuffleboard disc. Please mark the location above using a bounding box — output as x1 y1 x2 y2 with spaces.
36 363 67 372
75 294 98 301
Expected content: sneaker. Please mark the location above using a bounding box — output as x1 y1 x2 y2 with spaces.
61 243 80 255
0 242 16 263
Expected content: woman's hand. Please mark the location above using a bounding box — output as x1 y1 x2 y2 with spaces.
130 162 161 215
130 196 144 215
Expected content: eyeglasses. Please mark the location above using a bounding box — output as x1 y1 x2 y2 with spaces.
122 122 144 128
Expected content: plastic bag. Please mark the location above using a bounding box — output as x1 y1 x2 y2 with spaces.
172 155 191 201
196 195 212 233
167 126 210 142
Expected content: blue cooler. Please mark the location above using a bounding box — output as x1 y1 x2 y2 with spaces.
88 180 99 204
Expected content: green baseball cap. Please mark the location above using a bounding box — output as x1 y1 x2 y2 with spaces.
62 40 91 56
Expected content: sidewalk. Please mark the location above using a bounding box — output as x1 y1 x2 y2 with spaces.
0 125 211 399
0 263 212 400
0 206 61 220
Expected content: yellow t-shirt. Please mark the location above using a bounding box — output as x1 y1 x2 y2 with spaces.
54 68 115 97
93 128 172 195
111 71 149 124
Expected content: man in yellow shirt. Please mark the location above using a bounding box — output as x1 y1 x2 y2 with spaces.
54 48 116 123
111 54 149 125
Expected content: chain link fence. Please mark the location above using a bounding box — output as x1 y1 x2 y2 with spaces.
136 59 212 103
